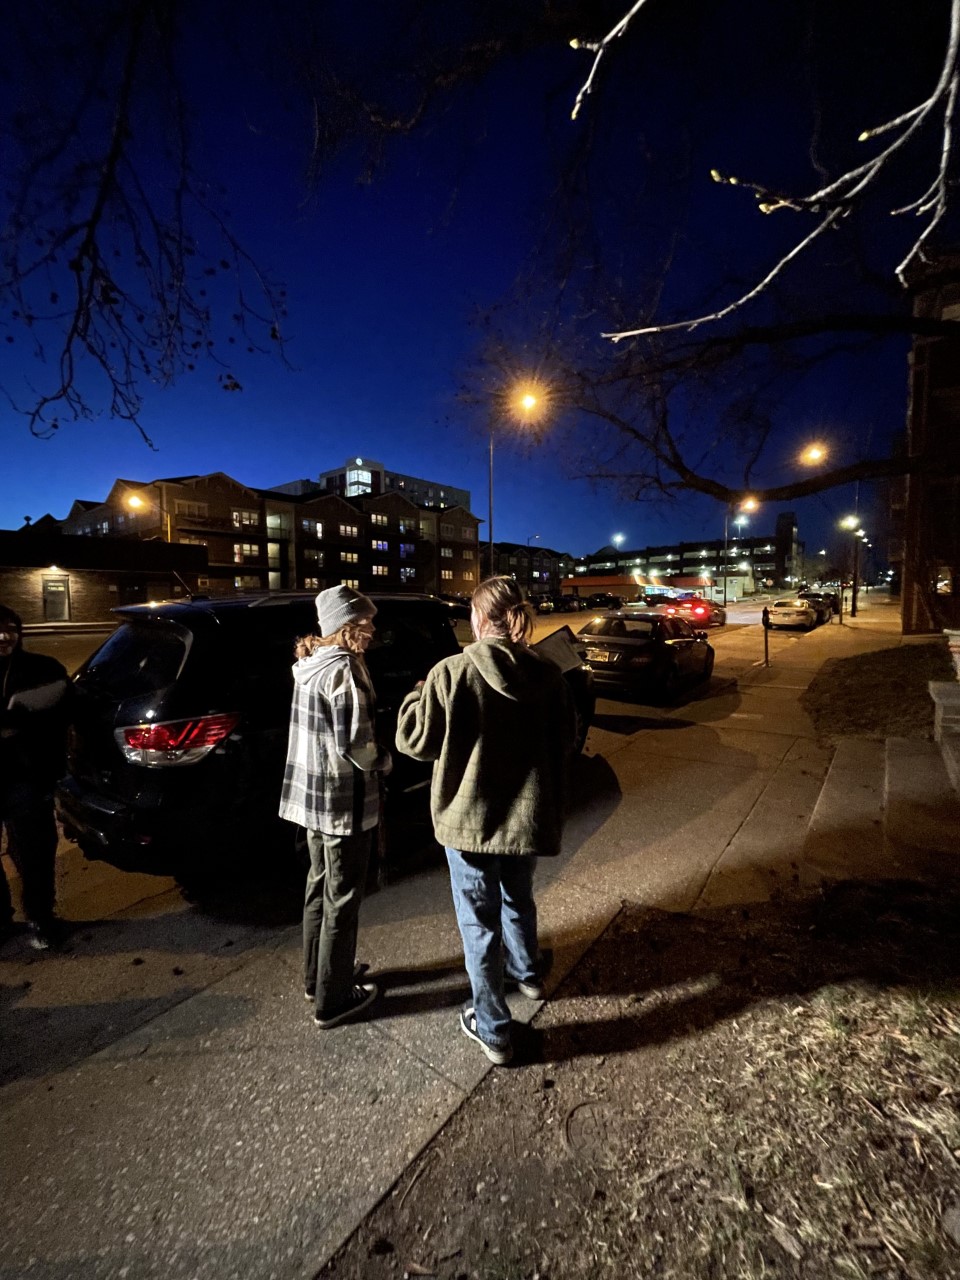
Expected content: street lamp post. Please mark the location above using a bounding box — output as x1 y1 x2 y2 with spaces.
722 498 757 607
489 385 543 579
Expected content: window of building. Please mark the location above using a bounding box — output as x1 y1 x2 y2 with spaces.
440 546 453 558
232 508 259 529
341 551 358 564
339 524 358 538
440 523 454 537
304 549 323 565
180 536 207 546
399 518 415 534
234 574 260 589
400 566 416 583
99 520 110 534
303 576 320 590
463 549 474 561
301 518 323 538
533 571 540 579
176 500 208 518
233 542 259 563
441 568 453 580
419 520 433 537
341 578 359 589
346 468 373 496
372 539 389 551
115 513 126 526
372 564 388 576
400 543 415 559
371 513 387 527
463 570 475 582
461 526 476 541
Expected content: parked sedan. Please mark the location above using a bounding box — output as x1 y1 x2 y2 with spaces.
797 592 832 624
799 589 839 618
576 610 714 700
660 595 727 627
767 598 818 629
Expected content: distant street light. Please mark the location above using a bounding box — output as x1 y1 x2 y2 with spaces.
838 516 866 617
612 533 625 547
722 497 758 607
800 443 828 466
127 490 172 541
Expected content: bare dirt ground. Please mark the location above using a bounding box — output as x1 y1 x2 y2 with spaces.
320 638 960 1280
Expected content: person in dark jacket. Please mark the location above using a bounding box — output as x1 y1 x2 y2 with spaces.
396 577 575 1065
0 605 70 949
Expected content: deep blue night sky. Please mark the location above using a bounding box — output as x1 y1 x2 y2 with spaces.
1 1 936 560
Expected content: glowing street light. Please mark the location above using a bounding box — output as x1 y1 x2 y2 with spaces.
722 497 759 607
488 380 546 575
800 443 828 466
611 533 625 548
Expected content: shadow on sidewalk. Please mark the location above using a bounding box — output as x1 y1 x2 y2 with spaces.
520 877 960 1066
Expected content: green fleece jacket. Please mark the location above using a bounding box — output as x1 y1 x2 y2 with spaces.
395 637 575 857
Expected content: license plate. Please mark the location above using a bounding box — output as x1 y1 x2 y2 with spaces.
586 648 610 663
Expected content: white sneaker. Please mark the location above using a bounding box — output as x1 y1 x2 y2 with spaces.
459 1007 513 1065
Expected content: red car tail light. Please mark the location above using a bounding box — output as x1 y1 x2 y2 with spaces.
693 606 707 616
665 606 677 614
114 713 240 767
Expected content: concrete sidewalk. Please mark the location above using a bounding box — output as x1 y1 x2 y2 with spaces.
0 598 924 1280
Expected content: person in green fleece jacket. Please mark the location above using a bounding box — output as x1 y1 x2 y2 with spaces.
396 576 575 1064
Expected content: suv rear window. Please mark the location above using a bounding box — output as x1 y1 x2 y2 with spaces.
81 623 188 697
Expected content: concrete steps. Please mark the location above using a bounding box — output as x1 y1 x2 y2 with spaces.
800 734 959 887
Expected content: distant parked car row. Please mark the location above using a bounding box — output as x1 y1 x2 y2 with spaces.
766 589 839 630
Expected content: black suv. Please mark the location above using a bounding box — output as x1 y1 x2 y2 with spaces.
57 594 594 874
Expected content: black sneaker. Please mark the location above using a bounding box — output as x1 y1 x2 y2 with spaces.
314 983 378 1029
459 1007 513 1065
305 961 369 1001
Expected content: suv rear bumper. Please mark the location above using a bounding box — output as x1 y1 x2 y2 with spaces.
56 775 212 869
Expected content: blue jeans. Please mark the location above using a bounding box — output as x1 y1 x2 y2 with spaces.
303 828 373 1017
445 848 540 1048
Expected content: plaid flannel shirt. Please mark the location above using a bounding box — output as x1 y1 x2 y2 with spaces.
278 647 389 834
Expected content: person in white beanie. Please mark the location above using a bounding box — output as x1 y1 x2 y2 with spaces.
279 585 391 1028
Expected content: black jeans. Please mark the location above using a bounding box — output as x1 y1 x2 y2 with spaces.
302 828 374 1016
0 780 58 927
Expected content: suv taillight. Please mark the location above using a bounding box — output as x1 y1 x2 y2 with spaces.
114 713 240 767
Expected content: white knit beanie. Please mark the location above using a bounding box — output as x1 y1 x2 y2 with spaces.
315 585 376 636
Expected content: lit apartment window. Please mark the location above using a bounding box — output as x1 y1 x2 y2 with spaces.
371 539 389 551
372 564 388 576
346 468 372 496
303 577 320 589
304 549 323 565
441 569 453 580
371 513 387 527
463 570 475 582
461 527 476 541
232 509 259 529
341 578 359 589
233 542 259 563
301 518 323 537
440 546 453 558
99 520 111 534
181 536 207 546
400 543 415 559
234 575 260 589
533 571 540 579
419 521 433 537
339 524 358 538
463 549 474 561
341 551 358 564
400 567 416 583
440 523 454 537
399 518 415 534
